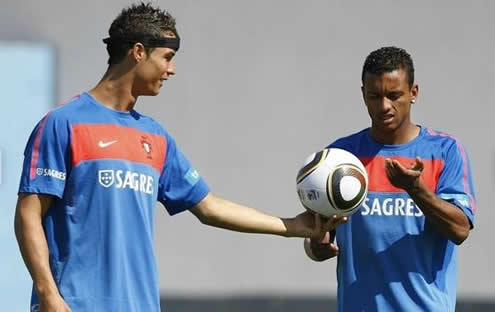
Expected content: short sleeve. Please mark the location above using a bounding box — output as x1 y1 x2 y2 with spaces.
436 141 476 227
158 136 209 215
18 112 71 198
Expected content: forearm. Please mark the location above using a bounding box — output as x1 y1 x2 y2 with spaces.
14 207 59 298
408 182 470 244
193 195 293 237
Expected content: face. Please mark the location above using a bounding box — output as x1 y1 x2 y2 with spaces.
132 45 176 96
361 68 418 139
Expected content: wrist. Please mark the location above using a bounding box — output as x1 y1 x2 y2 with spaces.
281 217 296 238
35 282 59 300
405 178 427 196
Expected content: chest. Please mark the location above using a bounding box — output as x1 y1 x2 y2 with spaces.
69 123 166 173
360 155 444 193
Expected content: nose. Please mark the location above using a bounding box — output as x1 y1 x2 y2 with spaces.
167 60 176 77
378 96 393 111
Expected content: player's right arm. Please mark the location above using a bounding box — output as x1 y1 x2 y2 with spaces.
14 193 71 312
304 229 341 262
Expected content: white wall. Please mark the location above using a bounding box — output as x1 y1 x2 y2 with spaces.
2 0 493 300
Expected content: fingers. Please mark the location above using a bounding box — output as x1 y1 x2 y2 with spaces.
310 214 347 241
334 215 348 227
313 237 340 257
323 215 348 232
386 158 424 180
385 158 393 169
304 238 340 260
314 212 322 230
385 158 403 177
312 213 325 240
328 242 339 256
392 159 407 173
412 156 424 172
320 231 331 244
385 158 395 180
387 157 423 173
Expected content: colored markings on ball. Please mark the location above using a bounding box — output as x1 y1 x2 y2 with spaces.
296 149 329 184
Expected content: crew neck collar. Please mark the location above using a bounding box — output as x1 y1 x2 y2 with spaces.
82 91 140 119
365 126 425 150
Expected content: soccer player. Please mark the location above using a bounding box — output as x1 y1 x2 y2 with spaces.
13 3 341 312
304 46 476 312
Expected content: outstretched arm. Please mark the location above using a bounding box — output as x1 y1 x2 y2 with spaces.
14 193 71 312
385 157 470 244
190 193 341 240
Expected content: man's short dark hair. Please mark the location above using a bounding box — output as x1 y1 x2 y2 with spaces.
361 46 415 88
105 2 179 66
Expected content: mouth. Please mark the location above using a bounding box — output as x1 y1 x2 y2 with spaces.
379 113 394 123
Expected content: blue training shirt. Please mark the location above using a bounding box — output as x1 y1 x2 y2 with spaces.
329 127 476 312
19 92 210 311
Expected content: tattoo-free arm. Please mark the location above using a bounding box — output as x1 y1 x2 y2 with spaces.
189 193 340 239
385 157 471 245
407 181 470 245
14 193 71 310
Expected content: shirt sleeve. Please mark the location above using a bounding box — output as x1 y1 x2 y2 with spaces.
18 112 71 198
436 140 476 227
158 136 210 215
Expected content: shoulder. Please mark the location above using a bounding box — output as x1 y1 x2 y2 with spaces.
24 96 85 149
134 112 173 142
327 128 369 150
422 127 470 161
42 94 87 124
137 113 166 133
423 127 466 150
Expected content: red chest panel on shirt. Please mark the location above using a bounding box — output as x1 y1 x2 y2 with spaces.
71 123 166 173
360 156 444 193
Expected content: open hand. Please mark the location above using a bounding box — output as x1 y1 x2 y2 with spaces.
385 156 424 191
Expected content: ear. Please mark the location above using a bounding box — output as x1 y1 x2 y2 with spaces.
361 86 366 104
410 83 419 104
131 43 147 63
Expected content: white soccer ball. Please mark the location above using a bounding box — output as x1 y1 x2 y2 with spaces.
296 148 368 217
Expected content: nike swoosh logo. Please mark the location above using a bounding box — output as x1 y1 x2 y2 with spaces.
98 140 118 148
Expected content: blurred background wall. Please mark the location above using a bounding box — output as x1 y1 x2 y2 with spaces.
1 0 493 311
0 43 55 311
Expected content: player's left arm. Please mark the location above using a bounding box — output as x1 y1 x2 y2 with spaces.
190 193 341 240
385 156 472 245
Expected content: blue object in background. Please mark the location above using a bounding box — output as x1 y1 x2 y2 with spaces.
0 42 55 311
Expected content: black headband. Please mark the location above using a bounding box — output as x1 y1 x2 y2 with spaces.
102 36 180 51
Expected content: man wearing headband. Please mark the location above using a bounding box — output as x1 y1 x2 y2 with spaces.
14 3 343 312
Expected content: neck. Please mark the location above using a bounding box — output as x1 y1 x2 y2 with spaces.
370 123 420 145
89 66 137 112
